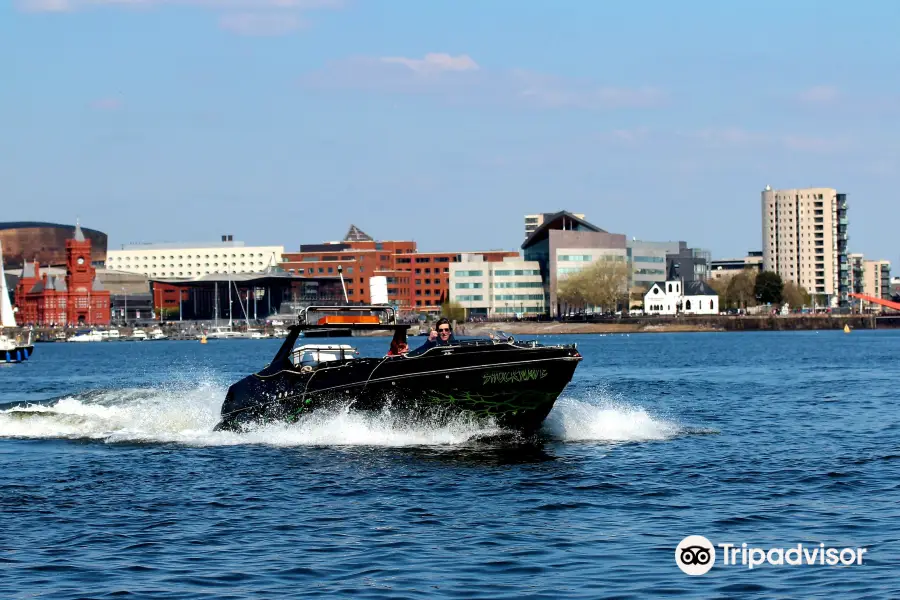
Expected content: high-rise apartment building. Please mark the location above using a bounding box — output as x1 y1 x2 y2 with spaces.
863 259 892 309
848 253 865 296
761 186 849 307
525 212 586 239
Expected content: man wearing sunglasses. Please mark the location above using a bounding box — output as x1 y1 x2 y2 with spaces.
408 317 456 355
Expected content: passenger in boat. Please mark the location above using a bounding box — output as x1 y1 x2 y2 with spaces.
408 318 456 355
387 338 409 356
386 329 409 357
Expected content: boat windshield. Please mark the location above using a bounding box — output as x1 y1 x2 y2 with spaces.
290 344 358 369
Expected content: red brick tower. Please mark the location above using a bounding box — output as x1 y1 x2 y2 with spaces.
65 221 110 325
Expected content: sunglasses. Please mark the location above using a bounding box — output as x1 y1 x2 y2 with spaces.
438 328 451 333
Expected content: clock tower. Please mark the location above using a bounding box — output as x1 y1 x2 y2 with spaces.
65 220 109 325
13 220 111 326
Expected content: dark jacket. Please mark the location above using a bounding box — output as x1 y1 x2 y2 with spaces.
408 334 457 356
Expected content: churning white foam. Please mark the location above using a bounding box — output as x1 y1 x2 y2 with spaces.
0 380 503 447
1 380 683 447
543 396 681 443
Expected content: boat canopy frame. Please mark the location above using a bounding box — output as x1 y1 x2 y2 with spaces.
295 304 409 330
260 305 410 375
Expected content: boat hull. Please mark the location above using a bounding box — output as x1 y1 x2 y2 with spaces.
2 345 34 363
215 344 581 433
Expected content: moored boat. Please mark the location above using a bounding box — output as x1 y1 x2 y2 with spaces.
68 329 103 343
1 241 34 362
214 306 582 433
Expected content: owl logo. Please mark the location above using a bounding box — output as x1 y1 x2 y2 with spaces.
676 535 716 575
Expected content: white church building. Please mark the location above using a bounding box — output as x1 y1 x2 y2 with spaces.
643 279 719 315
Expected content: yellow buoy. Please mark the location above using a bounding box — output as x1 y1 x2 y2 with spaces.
200 334 208 344
843 324 851 334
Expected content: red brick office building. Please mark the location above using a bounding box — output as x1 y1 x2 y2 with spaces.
280 225 518 313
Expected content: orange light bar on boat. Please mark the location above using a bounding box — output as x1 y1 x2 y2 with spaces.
317 315 381 325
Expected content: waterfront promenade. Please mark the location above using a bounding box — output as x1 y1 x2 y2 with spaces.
11 314 899 341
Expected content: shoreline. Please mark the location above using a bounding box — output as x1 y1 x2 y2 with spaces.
457 314 898 336
13 314 899 341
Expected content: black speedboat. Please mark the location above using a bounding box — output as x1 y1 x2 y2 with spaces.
214 306 582 433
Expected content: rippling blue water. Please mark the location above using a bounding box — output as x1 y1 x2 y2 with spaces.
1 331 898 598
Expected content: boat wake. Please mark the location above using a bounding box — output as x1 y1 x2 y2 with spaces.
0 381 690 447
543 396 683 443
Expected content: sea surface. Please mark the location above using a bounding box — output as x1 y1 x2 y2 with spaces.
1 331 898 599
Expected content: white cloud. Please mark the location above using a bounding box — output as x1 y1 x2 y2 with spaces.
16 0 342 35
302 54 666 111
684 127 849 154
219 12 305 35
797 85 839 104
18 0 72 11
18 0 342 10
380 53 480 74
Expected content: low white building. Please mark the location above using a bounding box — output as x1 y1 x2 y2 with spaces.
644 279 719 315
107 239 284 280
450 256 545 318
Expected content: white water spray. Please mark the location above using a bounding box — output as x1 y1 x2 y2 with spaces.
0 379 504 447
543 396 682 443
0 381 685 447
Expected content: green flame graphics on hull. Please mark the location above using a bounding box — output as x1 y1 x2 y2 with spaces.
423 388 557 420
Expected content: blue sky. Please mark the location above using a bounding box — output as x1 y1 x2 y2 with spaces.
3 0 899 263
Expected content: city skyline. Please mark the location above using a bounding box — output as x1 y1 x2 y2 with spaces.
4 1 900 263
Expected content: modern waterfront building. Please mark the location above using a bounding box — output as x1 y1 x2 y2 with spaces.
761 185 849 307
710 251 764 280
863 259 892 312
149 273 343 322
627 240 682 290
106 236 284 280
521 211 627 317
848 253 866 305
524 212 586 239
449 256 545 317
666 244 711 283
280 225 518 313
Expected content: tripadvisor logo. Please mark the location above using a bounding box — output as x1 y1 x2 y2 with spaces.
675 536 869 575
676 535 715 576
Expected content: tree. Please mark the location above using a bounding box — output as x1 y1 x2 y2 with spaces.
556 258 629 313
754 270 783 305
707 277 730 307
582 258 630 311
725 269 757 309
781 281 811 309
440 300 466 323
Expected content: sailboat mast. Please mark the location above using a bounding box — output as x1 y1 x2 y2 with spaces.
214 281 219 327
232 279 249 327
